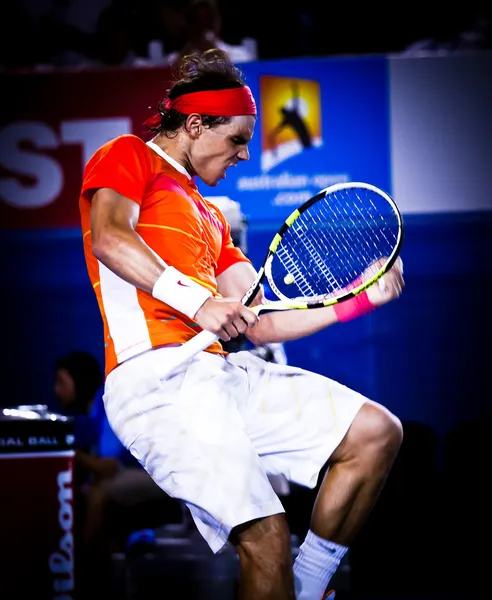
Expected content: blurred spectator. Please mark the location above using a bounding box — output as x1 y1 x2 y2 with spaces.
401 5 492 56
166 0 257 69
147 0 189 58
2 2 490 71
456 5 491 50
94 0 151 66
53 350 119 490
16 0 100 68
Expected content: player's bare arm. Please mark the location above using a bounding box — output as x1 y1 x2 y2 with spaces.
91 187 256 339
216 261 404 346
91 187 166 292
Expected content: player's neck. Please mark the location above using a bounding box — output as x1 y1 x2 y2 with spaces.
151 135 193 177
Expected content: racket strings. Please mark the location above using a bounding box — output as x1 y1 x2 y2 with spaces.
275 248 317 295
352 199 398 265
279 233 338 295
270 187 401 300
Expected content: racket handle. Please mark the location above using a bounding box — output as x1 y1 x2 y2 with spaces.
157 329 219 379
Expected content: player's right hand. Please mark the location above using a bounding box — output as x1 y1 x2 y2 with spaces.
194 297 259 341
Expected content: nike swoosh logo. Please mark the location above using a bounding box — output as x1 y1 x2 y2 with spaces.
177 280 191 287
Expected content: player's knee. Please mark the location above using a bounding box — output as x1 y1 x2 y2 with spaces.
231 513 292 565
351 402 403 460
368 403 403 454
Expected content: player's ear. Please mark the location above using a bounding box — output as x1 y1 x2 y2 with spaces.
186 114 202 137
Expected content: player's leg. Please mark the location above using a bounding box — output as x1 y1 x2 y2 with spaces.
230 514 296 600
228 351 402 599
311 400 403 543
295 401 403 599
103 347 294 599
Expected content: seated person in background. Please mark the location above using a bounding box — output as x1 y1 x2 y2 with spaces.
54 350 121 494
53 351 175 583
167 0 257 68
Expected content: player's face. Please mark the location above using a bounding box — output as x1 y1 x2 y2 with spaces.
192 115 255 186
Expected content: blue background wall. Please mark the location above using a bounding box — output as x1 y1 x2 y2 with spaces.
3 212 491 443
2 53 491 446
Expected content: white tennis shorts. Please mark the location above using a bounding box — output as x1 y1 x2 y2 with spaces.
103 346 367 553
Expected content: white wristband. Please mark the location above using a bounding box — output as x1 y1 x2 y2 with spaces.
152 266 213 319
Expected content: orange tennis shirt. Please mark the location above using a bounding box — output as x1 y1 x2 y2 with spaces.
79 134 251 377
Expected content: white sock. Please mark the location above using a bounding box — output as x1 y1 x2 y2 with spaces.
293 529 348 599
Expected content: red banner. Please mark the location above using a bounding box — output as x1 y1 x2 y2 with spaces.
1 66 173 229
0 453 76 597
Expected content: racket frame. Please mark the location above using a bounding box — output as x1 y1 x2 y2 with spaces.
249 181 404 314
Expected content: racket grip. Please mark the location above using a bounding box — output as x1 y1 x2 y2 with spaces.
157 329 220 379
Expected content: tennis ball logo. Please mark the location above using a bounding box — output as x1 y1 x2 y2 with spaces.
284 273 295 284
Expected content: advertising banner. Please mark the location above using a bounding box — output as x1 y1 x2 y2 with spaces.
1 56 391 229
199 56 392 223
0 66 173 229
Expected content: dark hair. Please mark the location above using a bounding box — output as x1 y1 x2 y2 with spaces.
55 351 103 411
144 48 247 137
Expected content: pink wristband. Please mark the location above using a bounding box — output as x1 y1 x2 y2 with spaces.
333 291 375 322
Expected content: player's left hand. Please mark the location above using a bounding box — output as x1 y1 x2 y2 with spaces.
366 257 404 307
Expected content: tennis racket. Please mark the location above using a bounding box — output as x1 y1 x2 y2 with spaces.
160 181 404 377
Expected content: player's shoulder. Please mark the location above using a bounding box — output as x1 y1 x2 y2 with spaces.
90 134 152 168
84 134 152 179
102 133 148 153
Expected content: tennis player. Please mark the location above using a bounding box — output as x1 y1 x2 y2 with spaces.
79 48 405 599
